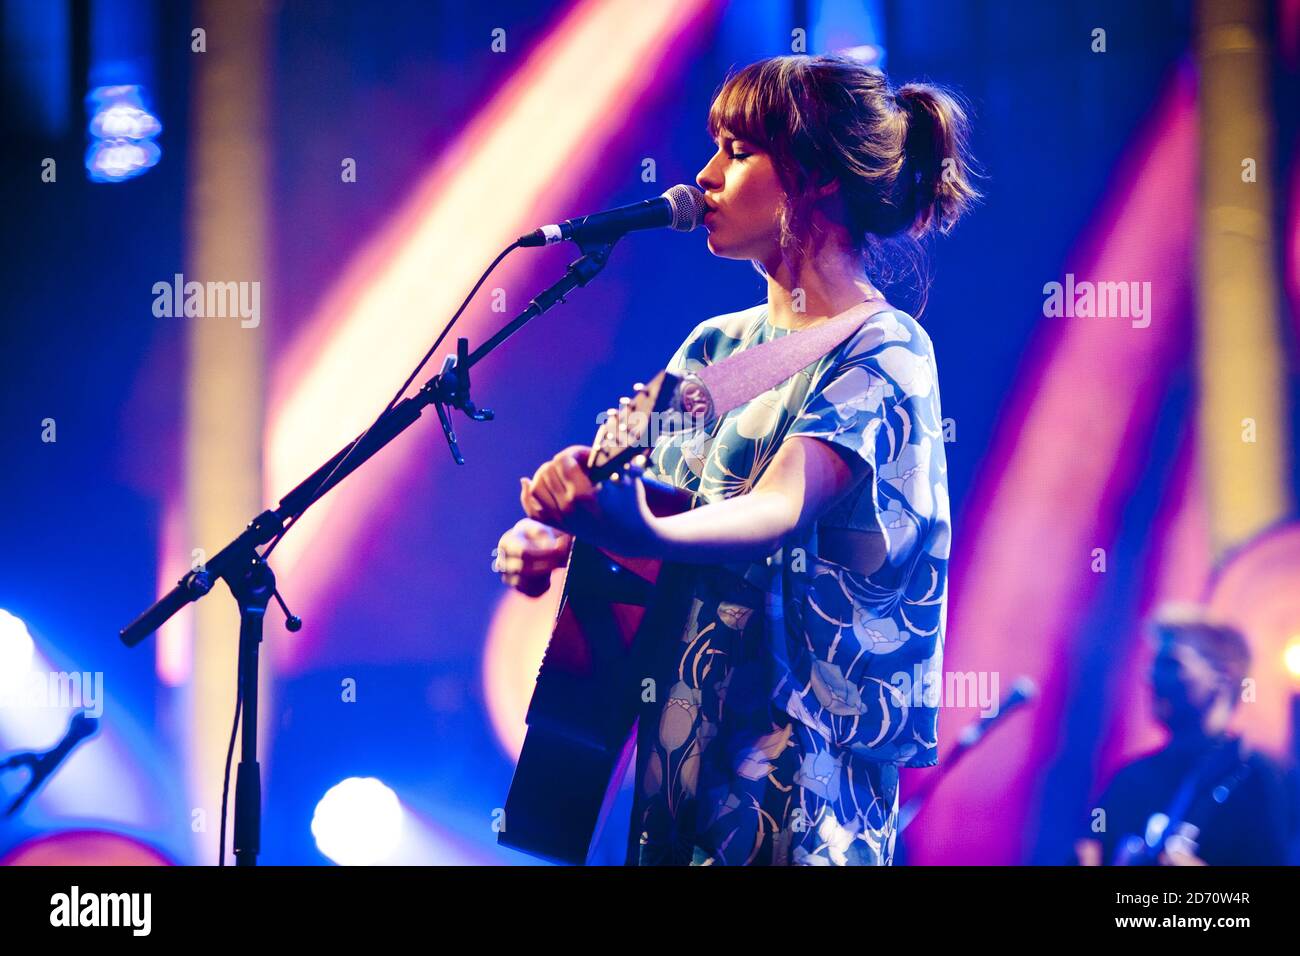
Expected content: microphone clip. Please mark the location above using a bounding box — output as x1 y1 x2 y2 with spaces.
424 336 494 465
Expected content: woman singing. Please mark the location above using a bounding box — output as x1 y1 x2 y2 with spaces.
495 53 978 865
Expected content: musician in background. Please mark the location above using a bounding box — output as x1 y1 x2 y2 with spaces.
496 54 978 865
1074 611 1291 866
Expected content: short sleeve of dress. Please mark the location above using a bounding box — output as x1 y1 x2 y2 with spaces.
767 310 949 770
783 325 897 475
663 330 695 377
662 317 716 378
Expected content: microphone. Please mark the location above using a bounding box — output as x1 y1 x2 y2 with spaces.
518 184 707 247
896 677 1038 834
954 676 1038 753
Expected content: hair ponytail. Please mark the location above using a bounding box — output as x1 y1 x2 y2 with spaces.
895 83 980 237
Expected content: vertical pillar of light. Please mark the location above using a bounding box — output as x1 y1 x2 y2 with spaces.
1196 0 1292 556
809 0 885 63
263 0 718 648
908 70 1198 865
181 0 272 862
3 0 72 137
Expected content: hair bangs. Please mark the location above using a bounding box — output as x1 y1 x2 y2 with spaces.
706 61 790 150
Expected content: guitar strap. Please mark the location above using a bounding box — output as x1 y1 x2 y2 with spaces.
1163 737 1238 828
675 298 896 425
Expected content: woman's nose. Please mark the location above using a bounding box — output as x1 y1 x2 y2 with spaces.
696 161 721 192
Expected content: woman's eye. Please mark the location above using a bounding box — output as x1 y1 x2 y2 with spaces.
730 150 751 161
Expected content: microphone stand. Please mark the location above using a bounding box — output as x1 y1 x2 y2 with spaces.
118 237 619 865
898 685 1036 834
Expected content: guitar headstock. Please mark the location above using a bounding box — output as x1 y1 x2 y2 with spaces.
587 371 684 483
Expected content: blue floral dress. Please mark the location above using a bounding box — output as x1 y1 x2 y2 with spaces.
629 302 950 866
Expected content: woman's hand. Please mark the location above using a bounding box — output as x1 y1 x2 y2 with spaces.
519 445 663 558
494 517 572 597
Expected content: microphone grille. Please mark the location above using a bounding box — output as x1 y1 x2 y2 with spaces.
661 184 707 232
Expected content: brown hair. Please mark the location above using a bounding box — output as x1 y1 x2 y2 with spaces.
1150 608 1252 704
707 54 980 291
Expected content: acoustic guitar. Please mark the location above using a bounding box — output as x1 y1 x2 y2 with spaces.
498 370 699 865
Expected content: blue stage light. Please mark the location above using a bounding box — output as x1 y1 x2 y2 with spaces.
86 138 161 182
84 84 162 183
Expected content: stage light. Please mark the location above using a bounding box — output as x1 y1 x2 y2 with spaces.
88 86 161 139
838 44 885 66
86 139 161 182
84 84 162 183
1283 637 1300 679
0 610 158 832
0 608 35 681
310 777 404 865
811 0 886 64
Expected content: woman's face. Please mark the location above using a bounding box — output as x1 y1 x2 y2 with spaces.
695 128 786 265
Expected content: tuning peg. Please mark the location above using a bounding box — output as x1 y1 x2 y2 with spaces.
633 381 645 392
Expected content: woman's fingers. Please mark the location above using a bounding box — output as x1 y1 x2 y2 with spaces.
530 469 566 516
498 505 577 595
498 568 552 597
535 456 596 530
496 521 571 578
521 522 553 544
537 465 573 514
559 455 596 502
511 573 552 598
496 544 558 595
556 445 593 466
496 551 563 577
520 477 557 524
519 447 595 526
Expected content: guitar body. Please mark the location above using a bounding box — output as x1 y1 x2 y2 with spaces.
499 475 695 864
